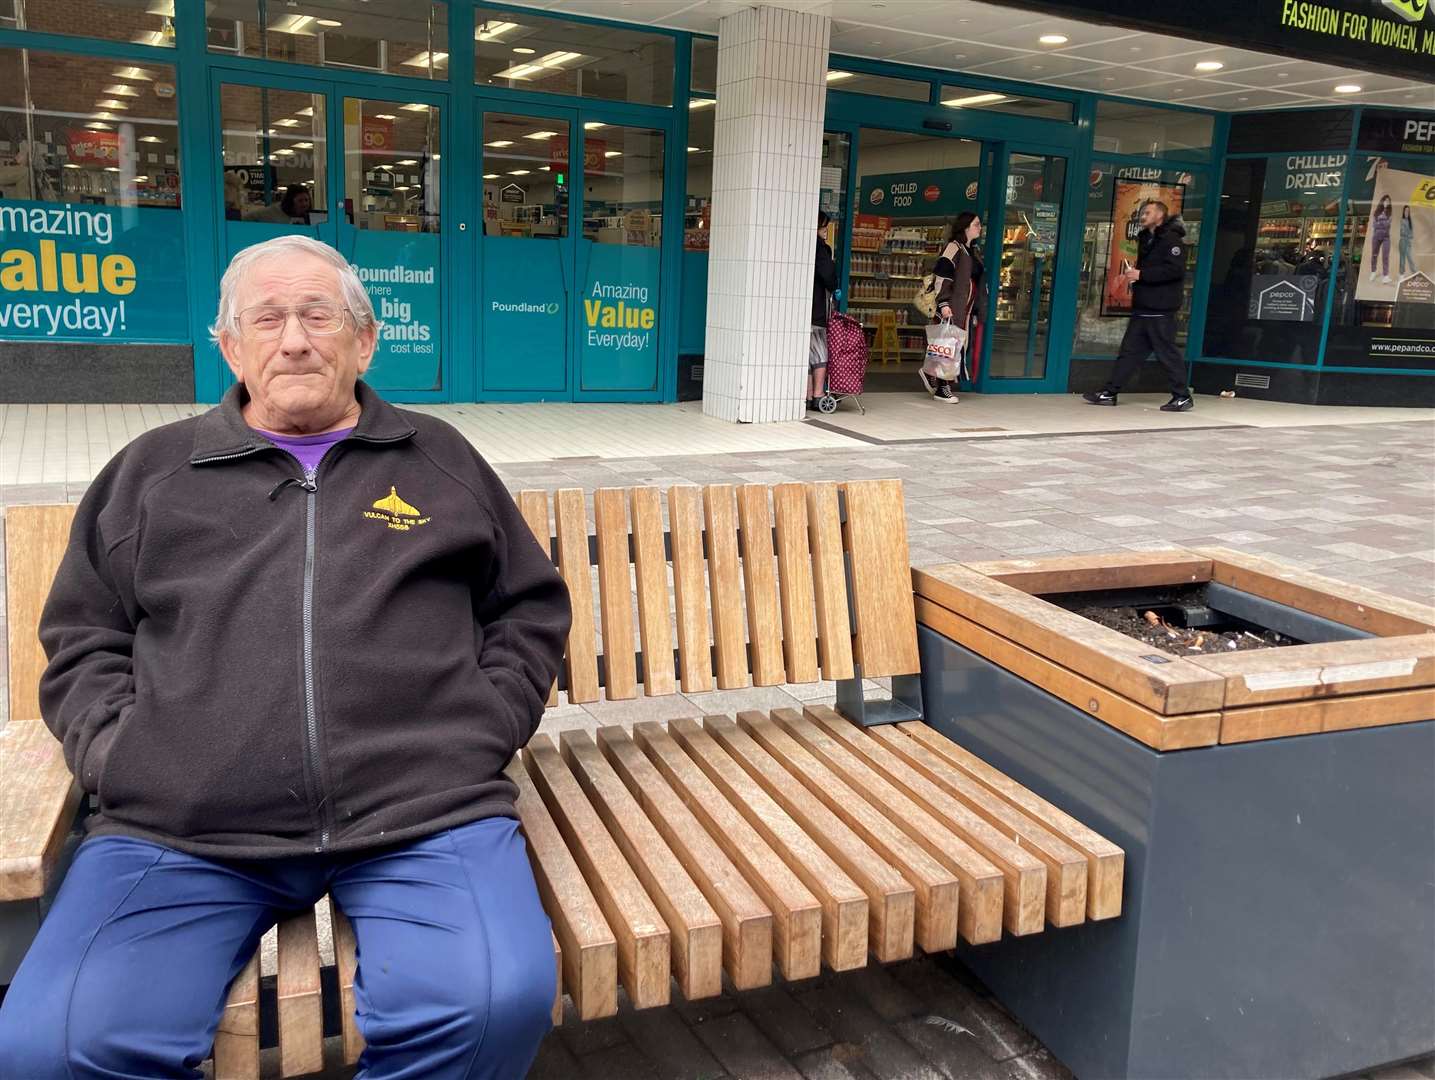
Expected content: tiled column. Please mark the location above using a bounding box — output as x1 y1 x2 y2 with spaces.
702 6 830 423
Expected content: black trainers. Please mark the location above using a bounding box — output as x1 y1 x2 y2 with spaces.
933 381 959 403
918 370 936 396
1161 394 1194 412
1083 389 1117 406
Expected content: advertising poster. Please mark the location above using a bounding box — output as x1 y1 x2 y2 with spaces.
1355 163 1435 306
0 199 189 341
1101 179 1186 316
580 242 660 392
349 229 441 391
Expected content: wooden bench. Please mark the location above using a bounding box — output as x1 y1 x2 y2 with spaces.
0 480 1124 1078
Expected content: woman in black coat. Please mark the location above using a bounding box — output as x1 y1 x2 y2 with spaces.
926 211 986 403
809 210 838 410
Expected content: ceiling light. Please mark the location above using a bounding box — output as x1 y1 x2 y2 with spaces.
584 121 606 130
396 159 418 165
432 154 441 160
1195 60 1224 71
485 139 514 147
539 165 550 171
297 106 315 116
826 70 854 81
269 14 316 34
689 98 715 109
139 135 162 143
95 100 130 110
292 141 313 149
402 51 448 67
274 118 301 127
63 162 82 169
475 20 517 41
509 169 530 175
274 148 295 155
538 51 581 66
1334 83 1362 93
513 46 536 54
604 150 622 158
316 18 341 27
492 63 544 79
103 85 140 97
483 173 500 179
103 166 120 173
687 146 700 152
145 0 173 13
394 185 410 191
524 130 559 139
113 66 154 81
1038 34 1068 45
131 174 149 182
943 93 1009 108
400 103 430 112
91 112 120 122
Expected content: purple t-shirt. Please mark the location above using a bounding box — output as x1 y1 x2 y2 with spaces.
255 426 354 478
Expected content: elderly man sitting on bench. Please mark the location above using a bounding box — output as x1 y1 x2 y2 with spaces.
0 235 572 1079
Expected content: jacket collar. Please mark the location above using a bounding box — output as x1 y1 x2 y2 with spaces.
191 379 416 464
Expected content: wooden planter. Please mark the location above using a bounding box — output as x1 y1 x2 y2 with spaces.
911 549 1435 1080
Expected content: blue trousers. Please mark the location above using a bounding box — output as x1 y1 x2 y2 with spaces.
0 817 555 1079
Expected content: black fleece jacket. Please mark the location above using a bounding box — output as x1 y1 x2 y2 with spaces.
38 380 571 859
1131 218 1188 314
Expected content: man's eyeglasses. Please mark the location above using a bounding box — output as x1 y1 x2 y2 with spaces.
235 302 350 339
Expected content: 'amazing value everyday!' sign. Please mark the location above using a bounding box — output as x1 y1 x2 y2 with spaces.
0 201 189 341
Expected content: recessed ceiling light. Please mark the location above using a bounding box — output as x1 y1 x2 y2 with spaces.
292 141 313 149
584 122 606 130
402 51 449 68
1334 84 1362 93
139 135 162 143
524 130 559 139
63 162 82 169
95 99 129 110
103 166 119 173
1195 60 1224 72
400 103 430 112
508 169 530 175
1103 77 1115 82
375 113 397 120
274 118 301 127
485 140 513 147
475 21 517 41
1039 34 1068 45
826 71 853 81
689 98 715 109
687 146 700 152
317 19 341 27
539 165 550 171
102 85 140 97
605 150 622 158
396 159 418 165
112 66 154 81
513 46 535 54
483 173 499 179
942 92 1008 108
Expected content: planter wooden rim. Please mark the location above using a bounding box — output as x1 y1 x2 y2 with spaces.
912 549 1435 751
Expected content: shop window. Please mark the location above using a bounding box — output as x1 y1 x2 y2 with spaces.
0 48 188 344
219 85 327 222
205 1 449 80
474 6 675 107
1227 109 1352 155
0 0 174 47
1325 153 1435 371
1094 102 1212 161
1200 154 1342 364
1074 164 1205 357
828 69 930 103
691 38 717 96
685 102 712 253
940 84 1072 122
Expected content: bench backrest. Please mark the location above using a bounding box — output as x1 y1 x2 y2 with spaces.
5 479 916 719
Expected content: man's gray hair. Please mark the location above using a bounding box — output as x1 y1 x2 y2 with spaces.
209 234 377 344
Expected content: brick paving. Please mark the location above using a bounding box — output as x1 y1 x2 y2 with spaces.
7 416 1434 1079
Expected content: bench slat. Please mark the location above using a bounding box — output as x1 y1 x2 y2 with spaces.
506 756 618 1020
842 480 920 679
871 725 1088 928
669 717 868 972
0 721 79 902
560 730 723 1001
212 952 261 1080
593 489 638 700
738 485 786 687
706 714 915 963
704 485 750 691
633 721 821 982
630 487 676 697
739 712 960 954
769 709 1004 945
5 504 77 723
668 486 714 694
555 489 600 703
524 737 671 1010
597 726 773 992
899 722 1125 921
805 483 855 681
772 483 820 685
805 706 1047 936
329 898 363 1066
516 491 559 708
276 905 324 1078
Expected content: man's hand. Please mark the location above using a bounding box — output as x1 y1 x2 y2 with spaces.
1122 267 1141 284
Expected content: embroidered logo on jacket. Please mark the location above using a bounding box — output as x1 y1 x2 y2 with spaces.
364 486 432 531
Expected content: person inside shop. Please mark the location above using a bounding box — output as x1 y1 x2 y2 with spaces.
281 183 314 225
0 233 571 1080
1083 199 1194 413
809 209 838 411
925 211 985 404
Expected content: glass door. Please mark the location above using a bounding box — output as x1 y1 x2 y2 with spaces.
576 119 665 395
983 151 1068 389
214 73 448 399
335 88 444 395
478 105 577 395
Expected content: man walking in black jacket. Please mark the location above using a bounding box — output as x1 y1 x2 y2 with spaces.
1085 200 1194 412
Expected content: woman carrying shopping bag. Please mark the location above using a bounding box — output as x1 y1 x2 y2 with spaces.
923 212 986 402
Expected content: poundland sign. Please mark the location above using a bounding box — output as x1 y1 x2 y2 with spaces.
1004 0 1434 82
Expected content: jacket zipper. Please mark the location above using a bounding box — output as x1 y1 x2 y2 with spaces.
299 473 326 850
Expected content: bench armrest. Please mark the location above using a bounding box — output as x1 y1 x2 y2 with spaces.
0 721 82 901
